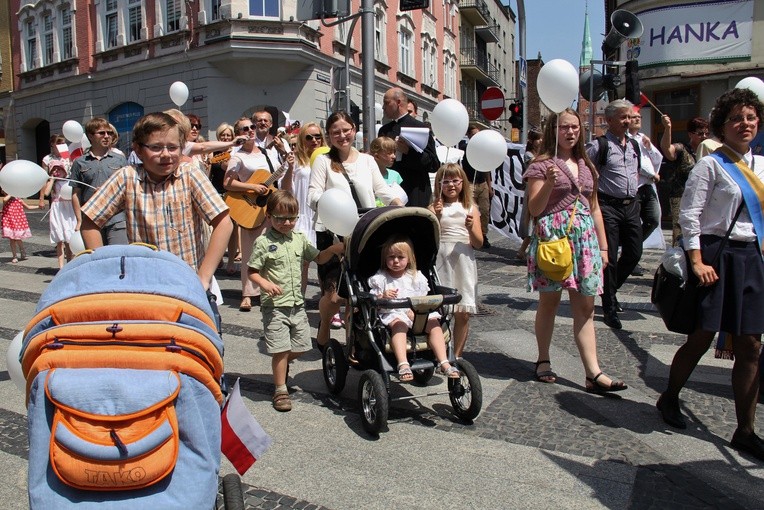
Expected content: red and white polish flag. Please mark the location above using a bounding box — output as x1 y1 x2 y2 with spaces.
221 378 272 475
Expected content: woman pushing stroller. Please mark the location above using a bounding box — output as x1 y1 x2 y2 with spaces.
368 234 460 382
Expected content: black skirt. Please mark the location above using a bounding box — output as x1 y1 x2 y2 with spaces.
697 235 764 335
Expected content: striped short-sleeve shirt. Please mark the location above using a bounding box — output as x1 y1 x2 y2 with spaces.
82 162 228 269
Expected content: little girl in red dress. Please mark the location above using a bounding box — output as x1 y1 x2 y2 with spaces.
1 187 39 263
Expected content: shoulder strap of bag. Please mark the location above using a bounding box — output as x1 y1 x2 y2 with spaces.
338 166 363 209
708 203 744 267
597 136 608 168
564 197 579 235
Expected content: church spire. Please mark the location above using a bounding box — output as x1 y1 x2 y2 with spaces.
580 2 592 69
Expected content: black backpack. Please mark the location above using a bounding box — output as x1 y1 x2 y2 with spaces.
596 135 641 173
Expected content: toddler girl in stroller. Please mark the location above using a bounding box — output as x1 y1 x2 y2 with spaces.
368 234 460 382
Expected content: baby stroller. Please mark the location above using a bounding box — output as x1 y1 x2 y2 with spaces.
321 206 482 435
19 244 244 509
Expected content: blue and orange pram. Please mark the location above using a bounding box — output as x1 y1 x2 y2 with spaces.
20 244 233 508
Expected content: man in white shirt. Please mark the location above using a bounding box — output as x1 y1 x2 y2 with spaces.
628 108 664 275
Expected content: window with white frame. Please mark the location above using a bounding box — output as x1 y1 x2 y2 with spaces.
166 0 181 32
429 44 437 89
43 13 54 66
444 55 456 98
398 28 412 77
211 0 222 20
105 0 119 48
422 40 430 84
249 0 279 18
128 0 142 42
26 19 38 70
374 8 385 61
61 6 73 59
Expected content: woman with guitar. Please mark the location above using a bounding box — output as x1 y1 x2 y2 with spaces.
225 117 295 311
308 110 403 350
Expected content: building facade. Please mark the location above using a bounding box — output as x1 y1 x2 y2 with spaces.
458 0 515 137
6 0 481 163
607 0 764 142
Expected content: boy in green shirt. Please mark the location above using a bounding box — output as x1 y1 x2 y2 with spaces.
248 190 343 412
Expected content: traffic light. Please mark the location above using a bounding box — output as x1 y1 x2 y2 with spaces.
625 60 640 104
509 102 523 128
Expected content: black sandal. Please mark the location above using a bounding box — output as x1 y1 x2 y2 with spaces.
534 360 557 383
586 372 627 393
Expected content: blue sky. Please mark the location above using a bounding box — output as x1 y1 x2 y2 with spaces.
506 0 606 69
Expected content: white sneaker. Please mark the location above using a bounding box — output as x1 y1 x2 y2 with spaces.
330 313 344 329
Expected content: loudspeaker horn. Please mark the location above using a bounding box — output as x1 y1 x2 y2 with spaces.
602 9 644 55
579 70 606 102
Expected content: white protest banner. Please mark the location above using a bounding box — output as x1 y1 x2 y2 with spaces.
489 144 525 244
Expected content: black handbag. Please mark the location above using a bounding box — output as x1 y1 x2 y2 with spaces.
651 205 743 334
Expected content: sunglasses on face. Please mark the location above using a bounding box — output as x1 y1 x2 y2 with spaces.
94 130 113 137
190 123 201 130
238 125 253 132
305 134 323 142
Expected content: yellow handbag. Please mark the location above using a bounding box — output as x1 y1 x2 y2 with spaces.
535 198 578 282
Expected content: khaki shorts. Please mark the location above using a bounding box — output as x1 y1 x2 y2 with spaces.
262 305 312 354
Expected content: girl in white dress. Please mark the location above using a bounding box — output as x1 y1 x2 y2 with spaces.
41 160 76 268
368 235 459 382
430 164 483 358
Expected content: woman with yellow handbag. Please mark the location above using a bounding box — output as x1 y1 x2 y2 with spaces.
524 109 627 393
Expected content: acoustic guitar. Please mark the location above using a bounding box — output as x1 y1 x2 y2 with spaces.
224 169 283 229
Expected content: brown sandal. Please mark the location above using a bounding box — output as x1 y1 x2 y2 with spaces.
272 391 292 412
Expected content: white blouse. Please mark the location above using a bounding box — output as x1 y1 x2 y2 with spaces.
308 150 398 231
679 146 764 250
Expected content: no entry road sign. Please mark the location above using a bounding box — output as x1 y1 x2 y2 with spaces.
481 87 505 121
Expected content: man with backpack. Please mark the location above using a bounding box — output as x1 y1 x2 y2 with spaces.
586 99 642 330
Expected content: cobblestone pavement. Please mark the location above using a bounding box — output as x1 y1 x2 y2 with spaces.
0 211 762 509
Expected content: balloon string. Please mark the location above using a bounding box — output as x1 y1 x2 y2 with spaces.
50 176 97 190
554 116 559 160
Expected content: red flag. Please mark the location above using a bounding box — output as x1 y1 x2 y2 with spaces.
639 92 650 108
221 378 272 475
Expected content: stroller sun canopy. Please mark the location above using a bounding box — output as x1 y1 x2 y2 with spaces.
345 206 440 283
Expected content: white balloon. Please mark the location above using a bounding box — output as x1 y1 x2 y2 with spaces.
169 81 189 107
6 331 25 392
374 102 383 122
59 182 73 200
80 132 91 151
0 160 50 198
317 188 359 237
466 130 507 173
735 77 764 102
69 230 86 254
537 59 580 113
431 99 469 147
62 120 84 143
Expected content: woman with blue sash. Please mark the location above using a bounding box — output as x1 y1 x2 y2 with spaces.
658 88 764 462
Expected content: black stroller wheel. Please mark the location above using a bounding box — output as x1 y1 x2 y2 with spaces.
221 473 245 510
358 370 388 435
412 367 435 385
322 339 348 394
448 359 482 422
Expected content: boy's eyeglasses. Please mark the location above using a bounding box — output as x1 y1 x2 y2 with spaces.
140 143 181 154
305 134 323 142
94 130 113 137
441 179 463 187
272 215 299 222
190 123 202 130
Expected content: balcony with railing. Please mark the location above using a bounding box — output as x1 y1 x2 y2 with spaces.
458 0 490 27
459 46 500 86
475 24 499 44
